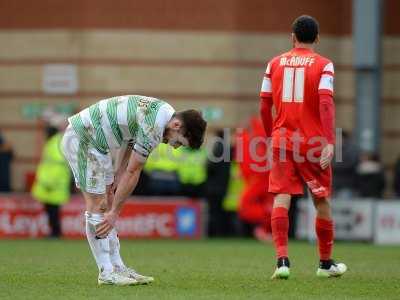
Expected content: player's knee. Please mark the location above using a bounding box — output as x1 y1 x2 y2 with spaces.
83 192 107 213
313 196 329 207
314 198 331 218
99 200 108 213
273 194 291 209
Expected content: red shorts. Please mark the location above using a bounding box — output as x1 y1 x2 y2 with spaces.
268 148 332 198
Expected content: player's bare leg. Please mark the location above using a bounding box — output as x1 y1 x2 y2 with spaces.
105 187 154 284
271 194 291 279
83 190 138 286
313 197 347 278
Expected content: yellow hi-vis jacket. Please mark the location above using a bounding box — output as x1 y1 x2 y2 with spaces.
223 162 244 212
32 133 71 205
177 147 207 185
144 143 181 173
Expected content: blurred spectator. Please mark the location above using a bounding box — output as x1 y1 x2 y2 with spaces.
355 152 386 198
332 130 359 199
144 143 181 196
221 161 245 236
131 171 150 196
178 146 207 198
0 131 13 192
393 156 400 197
236 116 273 242
32 124 71 238
205 129 231 237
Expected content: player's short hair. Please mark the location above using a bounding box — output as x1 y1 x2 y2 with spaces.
177 109 207 149
292 15 319 43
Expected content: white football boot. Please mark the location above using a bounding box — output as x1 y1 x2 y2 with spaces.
98 271 139 286
271 257 290 280
316 260 347 278
115 266 154 284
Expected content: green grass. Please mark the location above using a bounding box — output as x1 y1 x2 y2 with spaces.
0 239 399 300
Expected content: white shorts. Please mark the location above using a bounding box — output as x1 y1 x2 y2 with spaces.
61 125 114 194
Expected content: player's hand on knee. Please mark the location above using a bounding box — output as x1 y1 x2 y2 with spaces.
95 211 117 238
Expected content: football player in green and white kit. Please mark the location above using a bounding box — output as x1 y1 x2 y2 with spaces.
61 95 207 286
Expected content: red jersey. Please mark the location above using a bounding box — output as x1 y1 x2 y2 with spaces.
260 47 334 153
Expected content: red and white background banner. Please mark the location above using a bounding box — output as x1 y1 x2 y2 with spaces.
374 201 400 245
0 194 204 239
296 198 400 245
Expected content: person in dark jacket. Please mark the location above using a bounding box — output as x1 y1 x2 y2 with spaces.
355 152 385 198
332 131 358 199
205 129 231 237
0 131 13 192
393 156 400 197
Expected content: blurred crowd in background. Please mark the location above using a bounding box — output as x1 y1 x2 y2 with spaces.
0 113 399 239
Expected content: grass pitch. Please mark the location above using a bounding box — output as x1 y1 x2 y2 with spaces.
0 239 399 300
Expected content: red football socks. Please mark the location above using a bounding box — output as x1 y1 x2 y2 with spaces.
271 207 289 258
315 217 334 260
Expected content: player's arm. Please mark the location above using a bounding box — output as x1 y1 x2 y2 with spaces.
260 98 273 137
96 127 160 237
114 141 132 172
112 141 133 189
260 62 273 137
111 136 155 215
318 62 336 169
106 142 133 208
111 150 145 214
96 151 146 237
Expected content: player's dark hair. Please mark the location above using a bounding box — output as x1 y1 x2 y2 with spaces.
177 110 207 149
292 15 319 43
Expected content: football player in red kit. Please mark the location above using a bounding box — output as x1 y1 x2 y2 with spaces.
260 15 347 279
236 116 274 242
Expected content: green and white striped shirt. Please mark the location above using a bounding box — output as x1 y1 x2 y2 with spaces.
68 95 175 157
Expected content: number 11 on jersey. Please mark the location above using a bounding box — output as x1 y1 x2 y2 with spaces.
282 67 305 103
